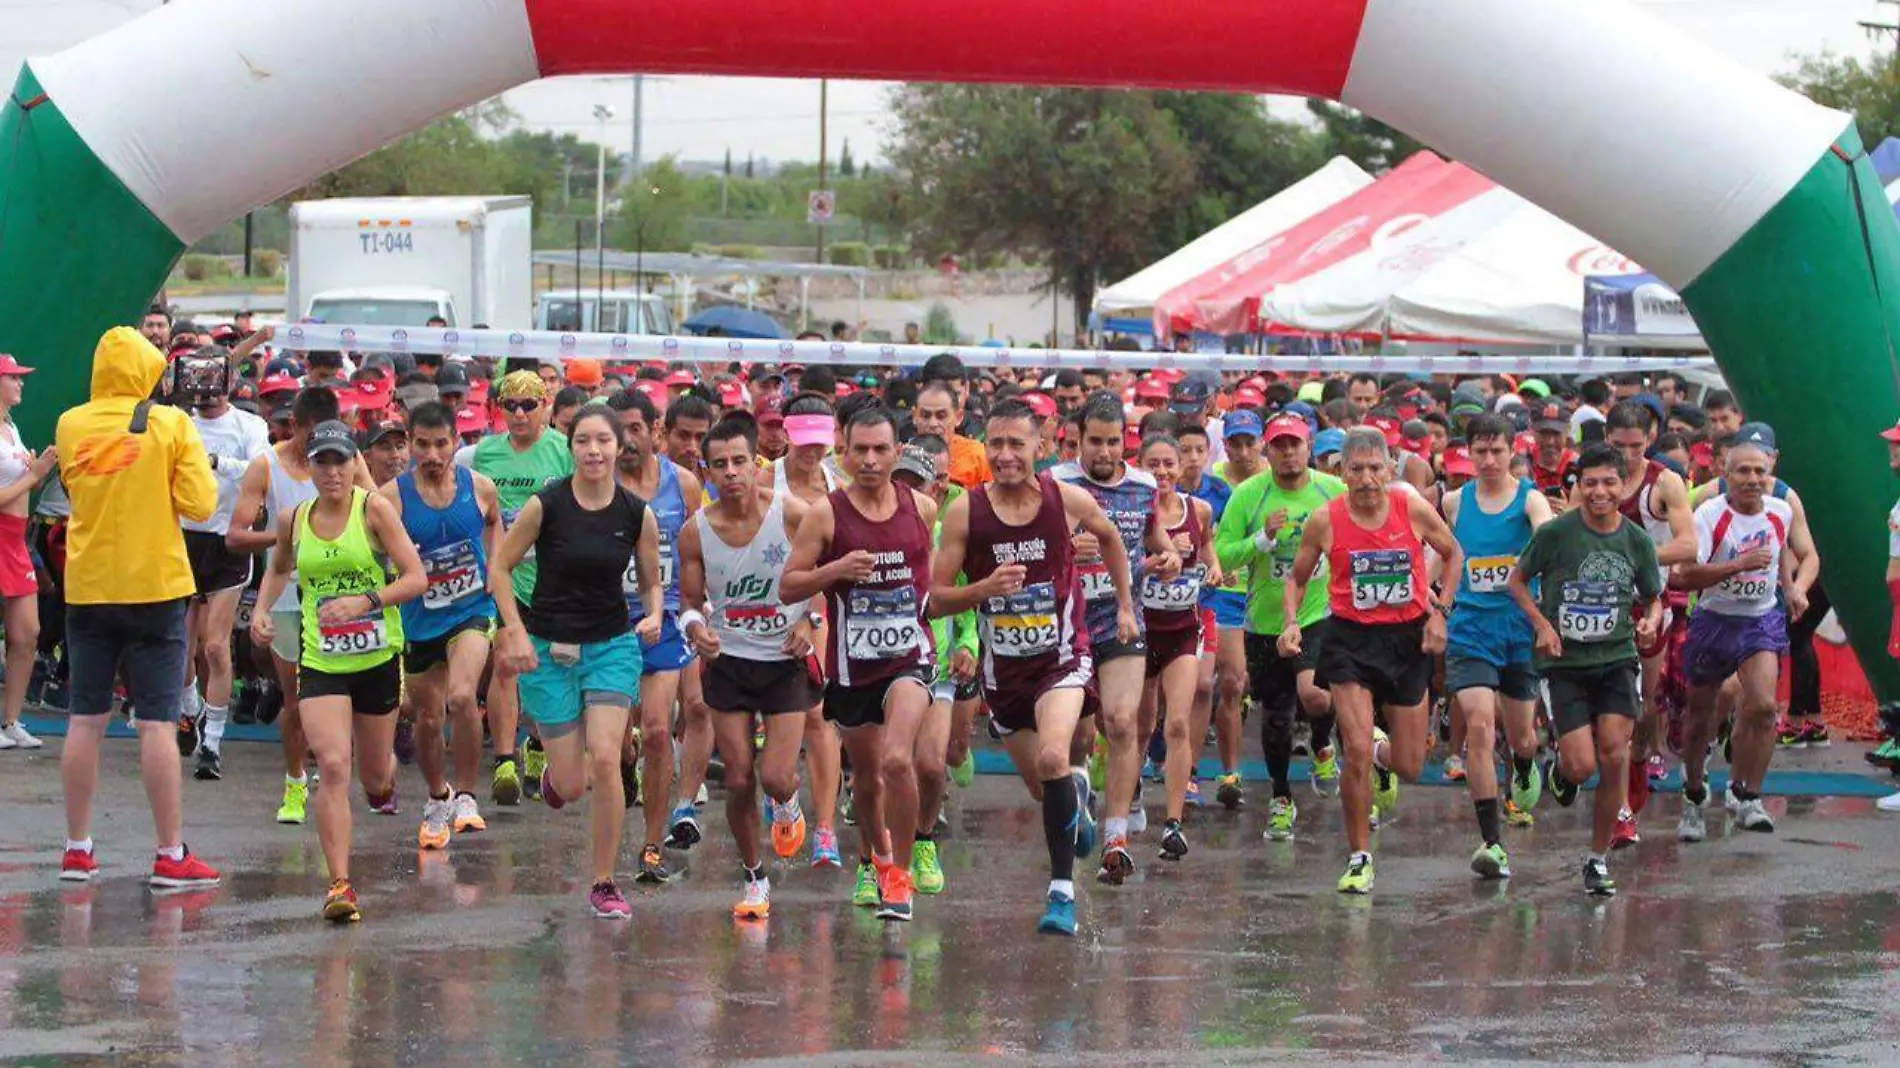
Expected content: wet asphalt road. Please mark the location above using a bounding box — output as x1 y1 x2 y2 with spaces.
3 738 1900 1066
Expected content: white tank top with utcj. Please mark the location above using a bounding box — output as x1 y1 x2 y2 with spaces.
696 491 803 662
264 446 319 613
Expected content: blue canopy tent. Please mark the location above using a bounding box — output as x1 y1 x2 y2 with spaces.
683 306 787 339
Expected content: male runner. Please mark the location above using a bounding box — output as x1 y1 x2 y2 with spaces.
1215 412 1344 842
1442 414 1554 878
781 406 938 922
1509 443 1662 896
1673 432 1813 838
1050 393 1180 883
461 370 572 803
176 349 271 780
380 402 503 850
1281 428 1462 894
613 391 705 880
679 417 821 920
660 395 718 826
931 396 1134 935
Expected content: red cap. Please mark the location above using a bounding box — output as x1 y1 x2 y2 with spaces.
835 381 856 398
1442 444 1475 476
351 378 391 411
1123 426 1142 453
1881 419 1900 443
467 378 490 405
1367 415 1402 447
717 380 747 408
0 354 35 376
1263 414 1310 443
334 389 361 415
1134 378 1169 400
754 393 786 425
455 405 487 436
1398 433 1432 457
1242 376 1268 392
666 369 695 388
635 380 669 409
1692 440 1716 468
1514 431 1537 455
1231 386 1266 408
259 372 299 397
1023 392 1058 419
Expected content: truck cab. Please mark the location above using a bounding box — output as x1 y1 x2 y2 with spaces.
306 286 456 327
536 290 675 336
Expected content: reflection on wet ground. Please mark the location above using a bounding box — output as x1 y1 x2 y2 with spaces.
4 742 1900 1065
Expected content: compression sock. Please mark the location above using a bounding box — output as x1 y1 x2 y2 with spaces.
1041 776 1077 882
1309 713 1336 755
1262 708 1294 799
1512 755 1536 787
1475 798 1500 847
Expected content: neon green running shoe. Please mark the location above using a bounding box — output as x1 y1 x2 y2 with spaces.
1470 842 1512 880
491 759 522 807
1337 853 1374 895
1509 761 1542 814
522 743 549 799
950 749 976 789
1264 796 1298 841
1371 728 1399 819
276 778 309 825
1502 798 1536 827
911 839 945 895
852 861 881 907
1309 746 1339 798
1088 746 1107 794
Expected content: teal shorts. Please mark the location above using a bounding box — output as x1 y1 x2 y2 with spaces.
520 632 642 735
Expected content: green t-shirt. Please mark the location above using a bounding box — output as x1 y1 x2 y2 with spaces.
1514 509 1662 670
468 431 574 602
1214 468 1347 634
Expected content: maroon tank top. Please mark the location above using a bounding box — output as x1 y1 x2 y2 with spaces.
819 486 935 687
965 474 1090 694
1619 459 1664 523
1141 492 1204 633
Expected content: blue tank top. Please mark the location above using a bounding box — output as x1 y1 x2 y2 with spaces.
397 466 495 641
1052 460 1158 643
1453 478 1533 612
626 455 685 622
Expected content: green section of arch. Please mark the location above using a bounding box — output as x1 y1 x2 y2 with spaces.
1682 126 1900 700
0 64 183 452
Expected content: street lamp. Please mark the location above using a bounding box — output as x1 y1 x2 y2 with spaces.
592 104 615 325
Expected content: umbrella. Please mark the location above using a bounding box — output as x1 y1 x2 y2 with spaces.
683 306 786 339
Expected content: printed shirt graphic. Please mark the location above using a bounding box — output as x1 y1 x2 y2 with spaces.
1515 509 1661 670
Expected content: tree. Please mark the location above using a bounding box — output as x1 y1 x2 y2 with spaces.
1151 92 1330 253
745 152 756 179
609 156 693 252
1304 100 1427 173
1780 50 1900 147
886 86 1195 331
724 147 733 177
839 139 856 177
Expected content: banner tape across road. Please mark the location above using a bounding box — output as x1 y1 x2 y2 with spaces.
275 324 1717 375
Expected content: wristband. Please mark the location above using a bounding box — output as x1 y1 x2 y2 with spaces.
1254 530 1279 554
679 609 707 635
364 589 383 611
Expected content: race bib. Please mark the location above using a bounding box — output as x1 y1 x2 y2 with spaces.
1141 565 1204 612
1077 563 1116 602
1714 572 1773 603
1558 580 1623 642
1349 549 1414 611
503 507 535 562
844 586 924 662
421 540 482 610
317 600 390 657
982 582 1060 658
723 602 792 640
1465 554 1516 594
1268 556 1295 583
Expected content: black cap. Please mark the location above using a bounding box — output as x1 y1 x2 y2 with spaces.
306 420 360 460
434 362 470 392
1168 378 1211 415
358 420 408 449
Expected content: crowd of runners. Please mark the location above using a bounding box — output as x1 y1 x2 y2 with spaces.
13 307 1880 934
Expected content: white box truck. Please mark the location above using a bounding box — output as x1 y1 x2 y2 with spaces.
287 196 533 329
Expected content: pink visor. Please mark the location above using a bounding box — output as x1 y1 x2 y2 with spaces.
785 413 835 447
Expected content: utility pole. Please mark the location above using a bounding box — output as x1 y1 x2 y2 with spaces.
816 80 828 265
631 75 645 176
1862 0 1900 59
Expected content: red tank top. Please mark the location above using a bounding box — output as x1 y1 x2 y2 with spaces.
819 486 935 687
1141 492 1204 633
965 475 1090 693
1326 489 1429 625
1619 459 1664 523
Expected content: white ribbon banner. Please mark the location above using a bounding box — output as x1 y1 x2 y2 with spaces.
274 324 1716 375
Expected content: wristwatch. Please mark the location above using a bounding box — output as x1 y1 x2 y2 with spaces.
806 610 825 628
364 589 383 611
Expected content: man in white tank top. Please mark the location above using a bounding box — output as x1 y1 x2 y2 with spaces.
678 418 822 922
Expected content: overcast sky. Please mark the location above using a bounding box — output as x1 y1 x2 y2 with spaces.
0 0 1887 166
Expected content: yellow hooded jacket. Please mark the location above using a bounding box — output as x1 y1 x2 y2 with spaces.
56 327 217 605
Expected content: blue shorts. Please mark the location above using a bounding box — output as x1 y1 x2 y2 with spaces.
520 632 643 733
1446 603 1534 671
637 612 696 675
1204 588 1247 630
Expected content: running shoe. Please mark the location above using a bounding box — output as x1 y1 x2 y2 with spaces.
839 784 856 827
852 860 881 907
1444 754 1467 782
452 793 486 834
1545 760 1578 808
492 759 522 806
1088 747 1107 793
1337 853 1374 895
1 722 42 749
522 742 547 801
194 748 222 782
1184 779 1204 809
1583 858 1616 897
1097 836 1134 885
635 843 670 884
176 713 198 757
1140 757 1160 783
589 880 632 919
770 797 808 859
1877 791 1900 813
1723 782 1743 815
1678 795 1706 842
324 878 361 923
1038 890 1077 937
277 778 309 825
911 839 945 894
950 748 975 788
1072 775 1097 860
1775 718 1803 749
696 783 709 807
1502 798 1535 828
1264 796 1298 841
1372 765 1399 821
664 804 702 850
60 847 98 882
393 718 416 765
810 827 844 869
1609 808 1640 851
1470 842 1511 880
1510 762 1542 813
1127 794 1148 835
418 795 454 851
1800 720 1831 748
1735 796 1775 832
876 866 915 922
1158 819 1188 861
1310 746 1339 798
369 784 399 816
1647 753 1668 782
1215 772 1244 810
733 877 771 920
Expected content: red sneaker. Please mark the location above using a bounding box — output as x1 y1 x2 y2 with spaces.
60 848 98 882
1610 808 1641 851
151 846 222 890
1626 757 1652 816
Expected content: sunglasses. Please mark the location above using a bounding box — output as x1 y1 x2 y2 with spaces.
500 399 541 414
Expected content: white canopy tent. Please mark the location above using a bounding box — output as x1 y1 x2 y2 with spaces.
1090 156 1371 326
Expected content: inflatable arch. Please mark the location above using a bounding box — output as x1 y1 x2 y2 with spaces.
4 0 1900 694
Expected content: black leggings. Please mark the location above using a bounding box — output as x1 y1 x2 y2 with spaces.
1786 582 1830 720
